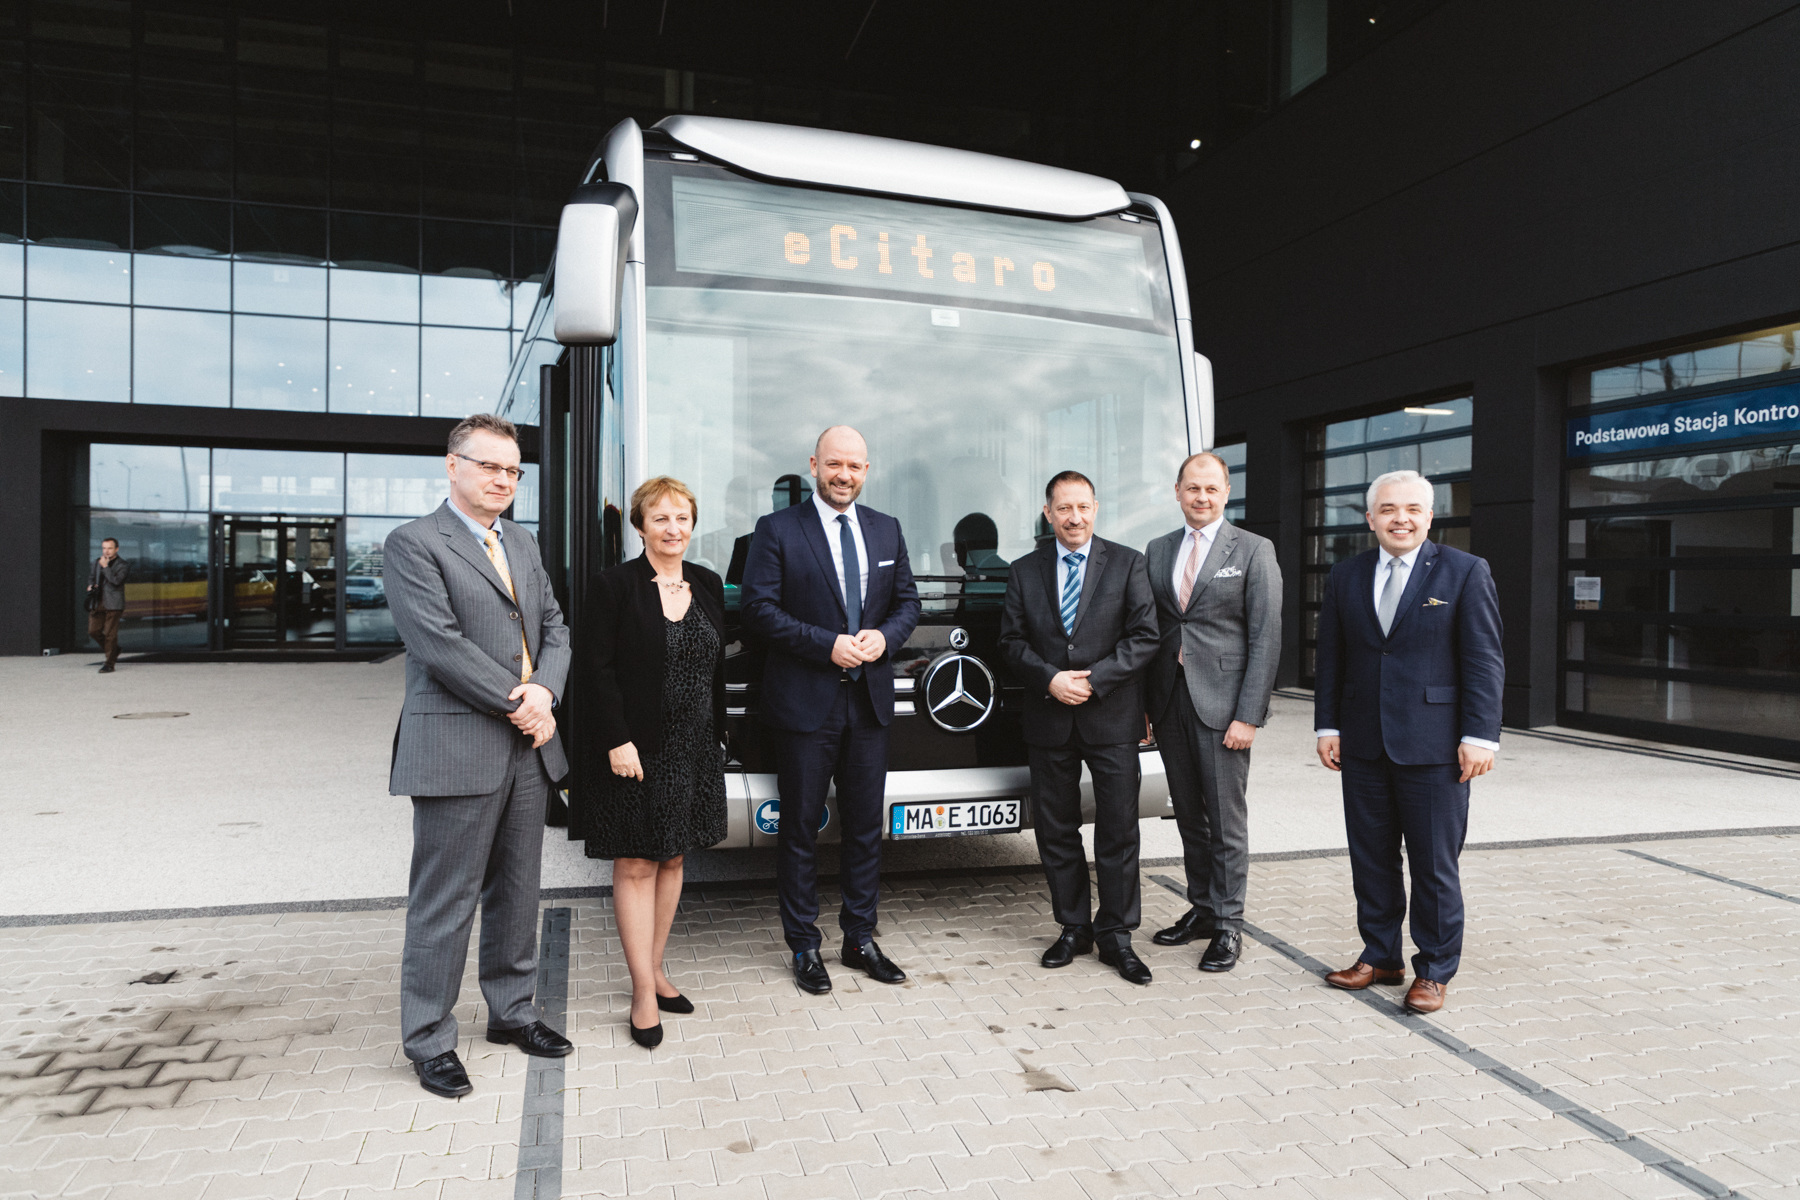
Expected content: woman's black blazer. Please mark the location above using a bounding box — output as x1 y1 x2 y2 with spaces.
579 554 726 761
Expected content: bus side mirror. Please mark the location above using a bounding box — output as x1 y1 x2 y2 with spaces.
552 181 639 345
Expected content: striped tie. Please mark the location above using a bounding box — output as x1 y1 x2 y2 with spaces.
483 530 533 682
1060 552 1085 635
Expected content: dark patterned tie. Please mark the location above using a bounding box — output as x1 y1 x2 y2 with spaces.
838 513 863 681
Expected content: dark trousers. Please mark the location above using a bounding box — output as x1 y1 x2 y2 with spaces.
773 681 888 953
1341 752 1469 983
88 608 122 667
401 738 548 1060
1027 736 1142 947
1158 680 1251 930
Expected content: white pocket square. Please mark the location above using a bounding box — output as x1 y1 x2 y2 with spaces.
878 559 895 567
1213 566 1243 579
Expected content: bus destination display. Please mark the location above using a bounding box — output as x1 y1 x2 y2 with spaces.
672 175 1159 321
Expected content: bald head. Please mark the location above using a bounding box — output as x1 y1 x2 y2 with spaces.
810 425 870 512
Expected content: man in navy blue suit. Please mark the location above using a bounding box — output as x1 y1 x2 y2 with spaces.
1313 469 1504 1013
740 425 922 995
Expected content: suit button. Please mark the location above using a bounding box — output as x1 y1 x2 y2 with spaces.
1382 650 1390 656
513 653 523 662
509 611 520 620
1067 644 1075 652
489 710 501 716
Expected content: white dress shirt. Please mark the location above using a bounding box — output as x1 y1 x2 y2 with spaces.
1054 536 1093 610
1172 514 1226 597
1315 543 1500 752
812 492 868 609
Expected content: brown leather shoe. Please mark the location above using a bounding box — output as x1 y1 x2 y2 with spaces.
1403 978 1447 1013
1325 961 1405 990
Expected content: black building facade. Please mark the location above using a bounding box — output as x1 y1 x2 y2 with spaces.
1175 0 1800 760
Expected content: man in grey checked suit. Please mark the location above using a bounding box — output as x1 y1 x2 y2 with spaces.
383 413 573 1098
1144 452 1282 972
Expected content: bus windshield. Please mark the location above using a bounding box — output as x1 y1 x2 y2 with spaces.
644 161 1190 587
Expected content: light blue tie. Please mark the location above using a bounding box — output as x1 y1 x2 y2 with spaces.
1060 552 1085 635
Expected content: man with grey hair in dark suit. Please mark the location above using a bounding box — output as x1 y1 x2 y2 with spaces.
383 413 573 1098
1144 451 1282 973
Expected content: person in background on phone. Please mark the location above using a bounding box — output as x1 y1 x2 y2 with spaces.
1313 469 1504 1014
576 475 727 1049
999 471 1159 984
87 537 128 673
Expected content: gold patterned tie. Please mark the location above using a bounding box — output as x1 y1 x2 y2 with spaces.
483 530 533 683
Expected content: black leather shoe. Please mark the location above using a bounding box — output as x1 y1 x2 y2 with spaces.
1199 930 1242 972
97 665 115 674
843 940 907 985
1096 941 1153 985
414 1050 472 1098
1040 925 1094 968
484 1020 573 1057
1152 908 1213 947
656 992 695 1014
629 1021 664 1049
794 949 832 994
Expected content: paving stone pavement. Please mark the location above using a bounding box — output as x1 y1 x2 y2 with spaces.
2 833 1797 1200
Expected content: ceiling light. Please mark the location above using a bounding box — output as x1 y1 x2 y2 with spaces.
1189 138 1202 150
1404 406 1457 415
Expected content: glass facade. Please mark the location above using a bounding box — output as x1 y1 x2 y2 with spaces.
1563 327 1800 756
75 442 536 653
1214 440 1247 523
1300 398 1474 682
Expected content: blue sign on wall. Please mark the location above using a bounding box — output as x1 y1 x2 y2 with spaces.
1567 380 1800 459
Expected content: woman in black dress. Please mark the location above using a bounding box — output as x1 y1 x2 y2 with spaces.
577 476 727 1048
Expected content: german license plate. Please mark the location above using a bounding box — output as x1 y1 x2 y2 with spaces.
890 798 1022 837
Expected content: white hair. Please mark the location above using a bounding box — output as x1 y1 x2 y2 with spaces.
1365 469 1436 515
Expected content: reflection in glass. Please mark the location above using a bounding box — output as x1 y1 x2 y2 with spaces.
1569 617 1799 676
329 268 419 323
644 288 1185 579
211 447 344 513
80 511 212 652
1568 444 1800 509
134 308 229 407
422 275 509 327
27 300 130 401
511 281 540 329
512 463 539 524
133 253 229 310
1578 508 1800 560
330 321 418 415
0 298 19 397
233 315 327 411
347 453 449 516
1588 324 1800 406
27 245 132 303
1324 398 1473 449
233 260 327 316
89 444 209 511
0 243 19 296
1576 672 1800 742
420 326 508 418
345 515 406 644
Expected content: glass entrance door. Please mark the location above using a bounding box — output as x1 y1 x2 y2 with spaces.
218 516 341 648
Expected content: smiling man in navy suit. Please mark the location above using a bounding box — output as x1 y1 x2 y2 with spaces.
740 425 922 995
1313 469 1504 1013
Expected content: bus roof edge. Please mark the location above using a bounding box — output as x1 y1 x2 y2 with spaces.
654 116 1131 219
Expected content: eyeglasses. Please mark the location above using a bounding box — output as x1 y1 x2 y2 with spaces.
452 453 524 483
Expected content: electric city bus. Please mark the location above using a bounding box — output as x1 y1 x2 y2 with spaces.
499 116 1216 850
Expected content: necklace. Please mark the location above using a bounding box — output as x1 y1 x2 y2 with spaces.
656 577 689 591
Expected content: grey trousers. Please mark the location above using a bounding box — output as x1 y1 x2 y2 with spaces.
401 739 547 1061
1159 681 1252 930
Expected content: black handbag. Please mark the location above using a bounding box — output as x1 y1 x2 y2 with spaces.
84 587 100 613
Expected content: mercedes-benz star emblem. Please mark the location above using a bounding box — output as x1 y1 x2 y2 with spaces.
922 652 997 733
948 627 970 650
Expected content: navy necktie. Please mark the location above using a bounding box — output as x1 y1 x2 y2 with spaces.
838 513 863 680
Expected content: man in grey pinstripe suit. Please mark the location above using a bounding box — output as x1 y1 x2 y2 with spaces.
384 414 573 1098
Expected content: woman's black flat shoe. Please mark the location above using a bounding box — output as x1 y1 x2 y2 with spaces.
656 992 694 1014
629 1020 664 1049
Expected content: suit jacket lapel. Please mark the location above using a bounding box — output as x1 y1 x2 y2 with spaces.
1037 541 1060 623
1383 541 1439 641
1356 549 1382 635
796 504 847 617
435 504 518 607
501 518 540 651
1071 538 1108 633
1185 524 1237 613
